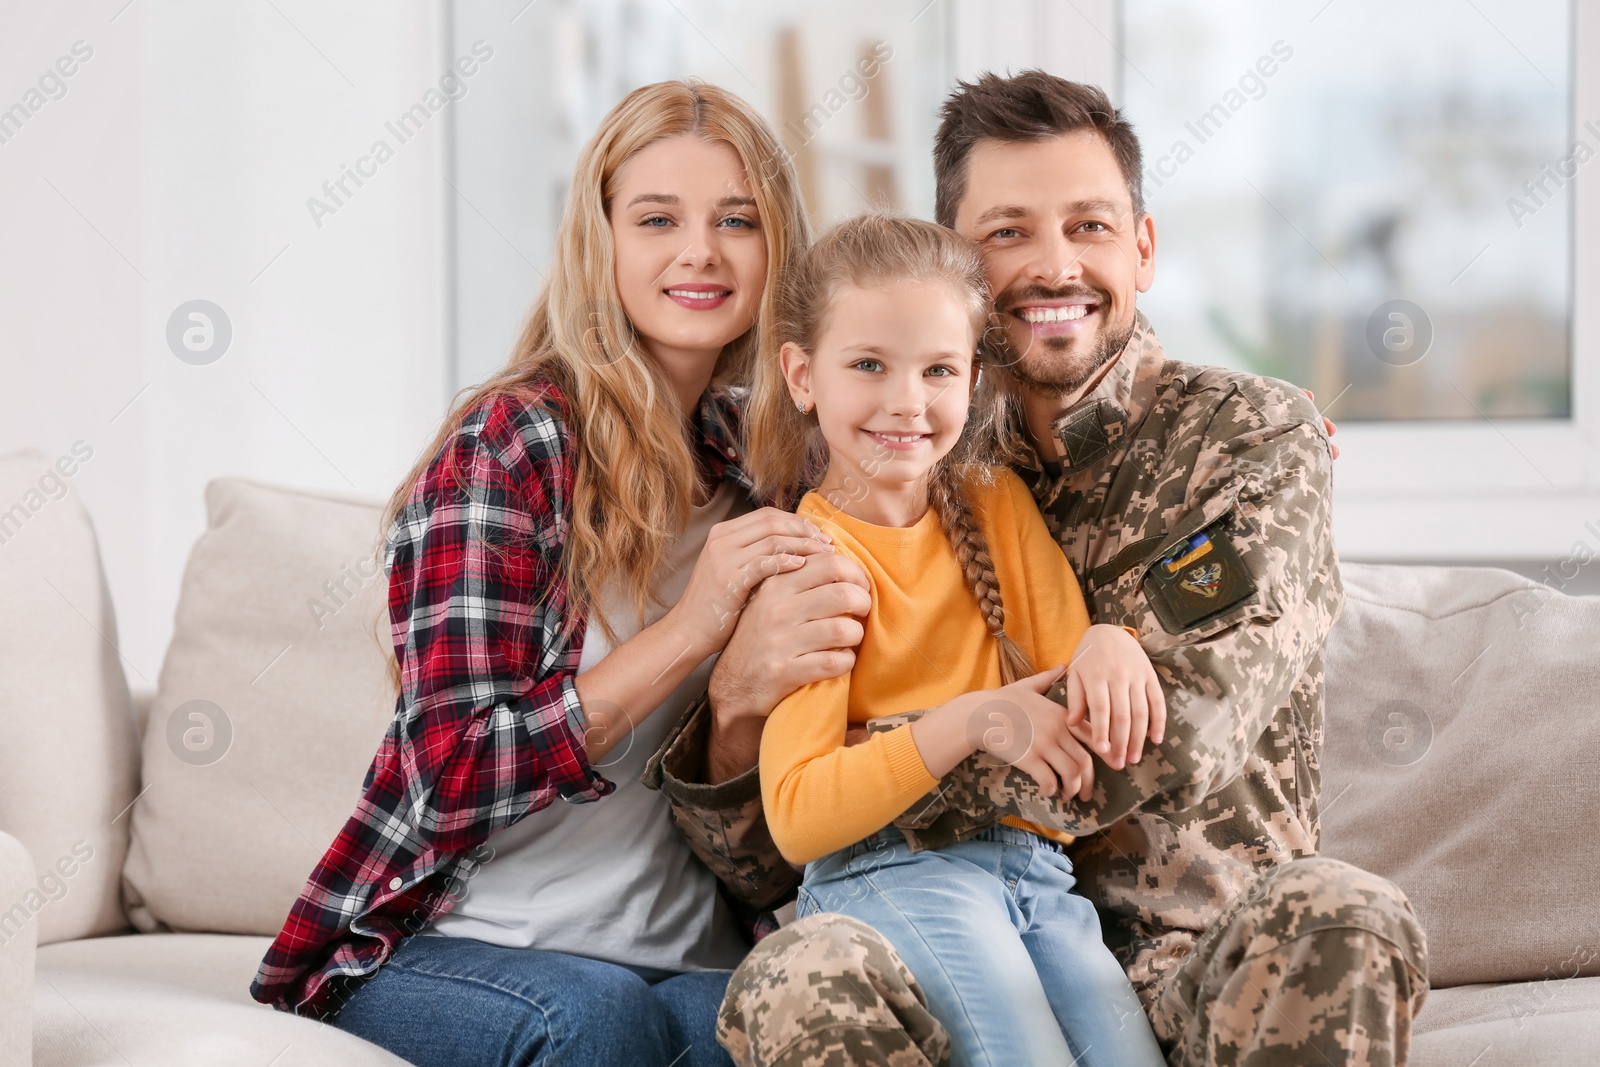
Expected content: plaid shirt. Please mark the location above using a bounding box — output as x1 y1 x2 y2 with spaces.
250 378 757 1019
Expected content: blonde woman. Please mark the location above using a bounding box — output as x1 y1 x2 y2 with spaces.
250 81 858 1067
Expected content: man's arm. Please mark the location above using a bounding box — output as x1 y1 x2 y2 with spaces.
640 550 871 909
642 692 799 910
877 398 1341 843
1071 417 1341 824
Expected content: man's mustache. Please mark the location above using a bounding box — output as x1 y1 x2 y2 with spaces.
994 284 1109 314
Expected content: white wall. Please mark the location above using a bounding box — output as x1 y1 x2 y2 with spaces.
0 0 453 679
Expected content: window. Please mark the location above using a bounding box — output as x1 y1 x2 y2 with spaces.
1120 0 1573 422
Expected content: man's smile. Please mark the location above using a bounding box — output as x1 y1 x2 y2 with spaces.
1014 300 1100 337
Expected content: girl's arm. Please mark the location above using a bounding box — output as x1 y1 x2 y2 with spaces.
760 670 941 866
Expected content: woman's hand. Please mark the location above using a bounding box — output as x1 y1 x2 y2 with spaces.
912 665 1098 803
664 506 837 663
701 548 873 783
1062 624 1166 771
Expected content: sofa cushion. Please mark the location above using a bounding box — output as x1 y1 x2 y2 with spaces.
121 478 396 936
1411 976 1600 1067
34 933 407 1066
0 832 36 1067
0 449 138 946
1321 563 1600 988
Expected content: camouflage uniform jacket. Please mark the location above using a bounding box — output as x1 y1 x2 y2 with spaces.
645 312 1341 1000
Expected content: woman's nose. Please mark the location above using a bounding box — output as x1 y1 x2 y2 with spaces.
676 225 722 270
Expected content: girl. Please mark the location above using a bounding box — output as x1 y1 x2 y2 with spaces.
749 214 1169 1067
252 81 838 1067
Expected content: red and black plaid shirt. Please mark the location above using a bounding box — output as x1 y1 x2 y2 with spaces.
250 378 756 1018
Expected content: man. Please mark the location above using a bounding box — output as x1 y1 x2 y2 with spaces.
644 71 1427 1066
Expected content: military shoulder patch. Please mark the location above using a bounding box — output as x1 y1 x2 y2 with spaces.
1141 516 1257 633
1054 402 1112 469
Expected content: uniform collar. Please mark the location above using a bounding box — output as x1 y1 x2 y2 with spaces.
1006 310 1167 477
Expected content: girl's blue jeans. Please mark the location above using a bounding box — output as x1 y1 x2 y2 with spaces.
797 821 1167 1067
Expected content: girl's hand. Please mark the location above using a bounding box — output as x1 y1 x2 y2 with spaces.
667 506 836 662
913 665 1097 803
1063 624 1167 771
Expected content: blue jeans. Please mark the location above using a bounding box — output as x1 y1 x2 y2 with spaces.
330 933 735 1067
798 822 1166 1067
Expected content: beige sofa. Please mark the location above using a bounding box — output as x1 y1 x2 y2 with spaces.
0 446 1596 1066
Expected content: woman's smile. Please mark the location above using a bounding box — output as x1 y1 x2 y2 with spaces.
664 282 733 310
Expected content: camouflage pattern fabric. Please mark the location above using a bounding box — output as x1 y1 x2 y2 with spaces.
868 312 1348 991
1150 856 1427 1066
716 913 951 1067
1011 315 1351 1003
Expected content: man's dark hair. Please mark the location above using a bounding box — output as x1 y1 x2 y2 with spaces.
933 70 1144 228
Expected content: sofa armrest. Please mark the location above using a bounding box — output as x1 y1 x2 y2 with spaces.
0 831 36 1067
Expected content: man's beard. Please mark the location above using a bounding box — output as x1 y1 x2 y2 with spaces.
988 284 1136 396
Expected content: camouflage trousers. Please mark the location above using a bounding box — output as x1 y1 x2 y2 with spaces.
718 856 1428 1067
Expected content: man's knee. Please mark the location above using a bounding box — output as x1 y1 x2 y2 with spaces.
718 912 949 1067
1160 858 1430 1065
1240 856 1428 981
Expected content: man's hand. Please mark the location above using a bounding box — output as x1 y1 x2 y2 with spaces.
1302 388 1340 459
702 549 872 783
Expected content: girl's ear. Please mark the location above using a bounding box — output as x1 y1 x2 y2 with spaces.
779 341 813 408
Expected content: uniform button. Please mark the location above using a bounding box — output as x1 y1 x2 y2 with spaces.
388 877 403 890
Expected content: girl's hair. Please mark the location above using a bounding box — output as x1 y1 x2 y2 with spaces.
374 80 809 691
746 213 1035 685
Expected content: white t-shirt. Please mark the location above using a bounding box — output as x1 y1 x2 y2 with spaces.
425 478 752 974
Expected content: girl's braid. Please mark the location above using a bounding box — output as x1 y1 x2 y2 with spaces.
927 464 1035 685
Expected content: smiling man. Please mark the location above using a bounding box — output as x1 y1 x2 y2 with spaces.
653 72 1429 1067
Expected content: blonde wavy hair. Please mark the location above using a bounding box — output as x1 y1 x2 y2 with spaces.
745 214 1035 685
375 80 809 689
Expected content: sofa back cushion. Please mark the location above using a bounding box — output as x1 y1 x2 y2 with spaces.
121 478 397 935
0 448 138 945
1321 562 1600 988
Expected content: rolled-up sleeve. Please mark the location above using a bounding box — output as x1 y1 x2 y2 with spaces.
384 405 613 855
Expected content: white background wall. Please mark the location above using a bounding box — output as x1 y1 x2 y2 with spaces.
0 0 453 678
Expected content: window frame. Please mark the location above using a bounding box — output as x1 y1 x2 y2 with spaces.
1069 0 1600 560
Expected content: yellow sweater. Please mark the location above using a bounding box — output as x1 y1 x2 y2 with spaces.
760 467 1093 866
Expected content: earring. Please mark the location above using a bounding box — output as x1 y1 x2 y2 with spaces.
796 400 809 414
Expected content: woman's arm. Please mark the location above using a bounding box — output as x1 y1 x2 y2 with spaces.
572 504 838 762
386 401 613 853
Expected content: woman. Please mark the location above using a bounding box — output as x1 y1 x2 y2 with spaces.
249 80 827 1067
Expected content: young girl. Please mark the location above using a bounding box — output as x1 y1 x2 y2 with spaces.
749 215 1168 1067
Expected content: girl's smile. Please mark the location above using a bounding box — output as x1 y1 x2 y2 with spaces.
782 280 979 528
